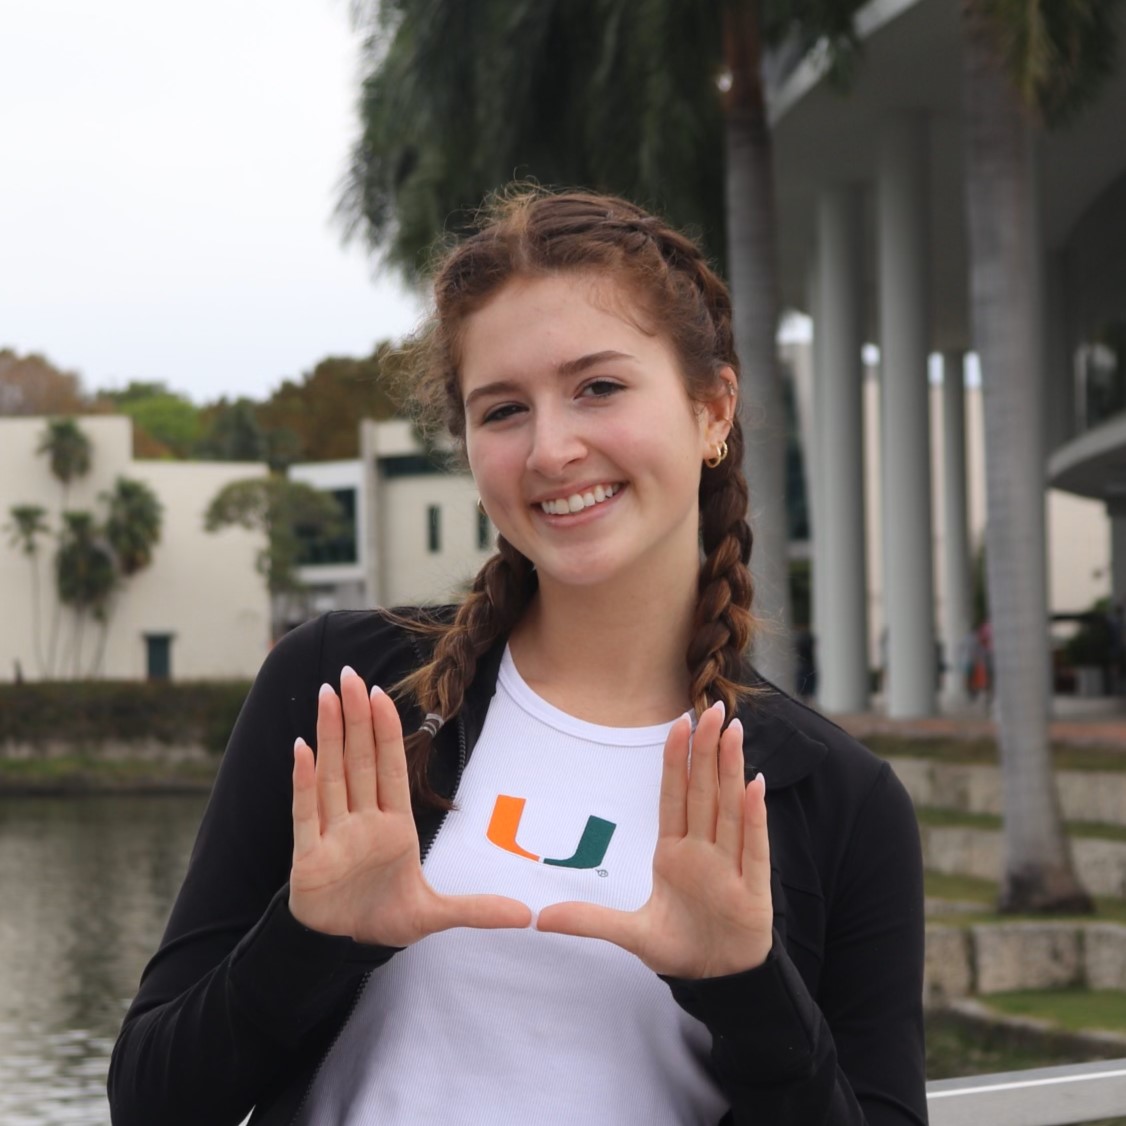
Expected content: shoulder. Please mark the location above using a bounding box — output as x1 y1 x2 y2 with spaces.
740 678 889 801
264 605 458 690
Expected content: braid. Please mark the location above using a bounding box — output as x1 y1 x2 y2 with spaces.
686 416 757 719
398 536 535 807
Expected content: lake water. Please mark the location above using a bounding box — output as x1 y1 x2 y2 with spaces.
0 794 208 1126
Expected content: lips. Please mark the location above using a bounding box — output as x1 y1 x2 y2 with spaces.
538 482 622 516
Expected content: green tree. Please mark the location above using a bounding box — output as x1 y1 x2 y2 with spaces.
37 417 93 673
100 381 202 458
340 0 866 690
204 476 345 638
4 505 50 674
55 511 116 679
195 398 269 463
961 0 1121 912
103 477 163 575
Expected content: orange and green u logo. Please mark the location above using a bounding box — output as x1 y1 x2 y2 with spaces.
486 795 616 869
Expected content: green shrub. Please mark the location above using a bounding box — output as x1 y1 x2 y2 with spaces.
0 681 251 755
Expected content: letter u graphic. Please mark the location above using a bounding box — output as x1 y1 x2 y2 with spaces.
486 795 616 869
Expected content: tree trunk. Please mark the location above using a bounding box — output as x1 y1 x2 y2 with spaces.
723 1 793 692
961 20 1091 912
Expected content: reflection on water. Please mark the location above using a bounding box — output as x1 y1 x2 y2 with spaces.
0 795 207 1125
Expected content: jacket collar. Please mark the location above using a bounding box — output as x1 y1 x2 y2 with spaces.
735 677 828 790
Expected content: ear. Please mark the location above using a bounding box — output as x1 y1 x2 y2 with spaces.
701 366 737 449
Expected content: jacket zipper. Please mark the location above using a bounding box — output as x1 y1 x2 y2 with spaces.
287 700 469 1124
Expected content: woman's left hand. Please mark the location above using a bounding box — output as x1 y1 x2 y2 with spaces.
536 701 773 979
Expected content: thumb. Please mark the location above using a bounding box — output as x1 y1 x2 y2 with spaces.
536 901 639 953
430 893 533 934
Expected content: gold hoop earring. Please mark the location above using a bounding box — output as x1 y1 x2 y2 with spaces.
704 440 728 469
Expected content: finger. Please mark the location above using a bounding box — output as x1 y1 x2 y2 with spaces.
715 718 745 859
658 714 691 840
431 893 533 933
315 683 349 824
536 901 639 954
340 666 377 811
291 737 319 859
685 699 724 840
370 686 411 815
741 772 771 883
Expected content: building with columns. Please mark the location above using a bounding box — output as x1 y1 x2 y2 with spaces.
770 0 1126 716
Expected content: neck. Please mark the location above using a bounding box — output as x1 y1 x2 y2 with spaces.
509 567 700 726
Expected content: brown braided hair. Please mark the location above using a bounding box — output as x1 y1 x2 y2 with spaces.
394 185 758 807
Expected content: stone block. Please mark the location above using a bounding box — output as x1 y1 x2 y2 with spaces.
920 825 1000 881
924 925 972 1006
972 923 1082 994
1058 771 1126 828
1085 923 1126 990
1073 838 1126 898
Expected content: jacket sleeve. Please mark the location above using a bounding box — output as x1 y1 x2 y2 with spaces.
666 764 929 1126
107 616 397 1126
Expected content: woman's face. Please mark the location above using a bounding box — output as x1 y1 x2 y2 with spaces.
459 272 733 598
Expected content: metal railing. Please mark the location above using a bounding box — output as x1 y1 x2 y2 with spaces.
926 1058 1126 1125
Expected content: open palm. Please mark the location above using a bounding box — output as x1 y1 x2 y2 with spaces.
537 701 773 979
289 667 531 948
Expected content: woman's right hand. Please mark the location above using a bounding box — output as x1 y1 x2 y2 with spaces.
289 666 532 947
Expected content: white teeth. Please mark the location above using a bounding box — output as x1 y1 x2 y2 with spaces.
540 483 620 515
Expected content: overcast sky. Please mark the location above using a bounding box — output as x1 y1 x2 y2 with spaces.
1 0 424 404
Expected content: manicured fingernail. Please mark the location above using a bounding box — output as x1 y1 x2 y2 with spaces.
710 699 726 720
340 665 357 682
727 718 743 739
319 682 335 699
294 736 306 751
370 685 384 699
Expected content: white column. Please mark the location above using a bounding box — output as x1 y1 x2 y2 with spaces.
941 351 973 708
817 186 869 713
805 254 827 646
878 113 936 717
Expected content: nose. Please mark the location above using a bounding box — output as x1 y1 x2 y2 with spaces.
526 405 586 477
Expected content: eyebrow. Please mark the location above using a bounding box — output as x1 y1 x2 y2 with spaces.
463 351 636 410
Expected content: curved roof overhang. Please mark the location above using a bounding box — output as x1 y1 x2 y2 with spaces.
768 0 1126 354
1049 415 1126 503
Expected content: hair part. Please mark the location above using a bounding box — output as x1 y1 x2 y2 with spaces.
395 185 758 808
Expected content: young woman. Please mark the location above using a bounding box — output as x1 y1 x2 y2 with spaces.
109 189 927 1125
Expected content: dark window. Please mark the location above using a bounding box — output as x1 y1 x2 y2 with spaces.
477 507 491 550
428 505 441 553
295 487 357 565
145 633 173 681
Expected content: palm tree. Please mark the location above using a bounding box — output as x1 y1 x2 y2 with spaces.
103 477 163 576
86 477 164 675
37 417 93 676
961 0 1120 912
340 0 867 690
55 512 116 679
4 504 50 675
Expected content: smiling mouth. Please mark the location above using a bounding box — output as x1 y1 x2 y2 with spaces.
538 483 623 516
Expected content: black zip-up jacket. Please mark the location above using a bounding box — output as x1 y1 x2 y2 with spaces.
108 610 928 1125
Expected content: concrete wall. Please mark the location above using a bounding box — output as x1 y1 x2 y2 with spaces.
0 416 270 681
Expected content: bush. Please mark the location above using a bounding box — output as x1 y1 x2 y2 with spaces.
0 680 251 755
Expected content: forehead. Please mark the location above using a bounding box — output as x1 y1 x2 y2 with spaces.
457 272 661 386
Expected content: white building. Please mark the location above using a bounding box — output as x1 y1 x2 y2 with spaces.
0 415 270 681
290 418 496 617
770 0 1126 714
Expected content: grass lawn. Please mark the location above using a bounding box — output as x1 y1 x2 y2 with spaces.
868 734 1126 772
980 989 1126 1035
916 804 1126 843
0 754 218 793
924 869 1126 924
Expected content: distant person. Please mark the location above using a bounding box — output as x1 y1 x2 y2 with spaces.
109 188 927 1125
